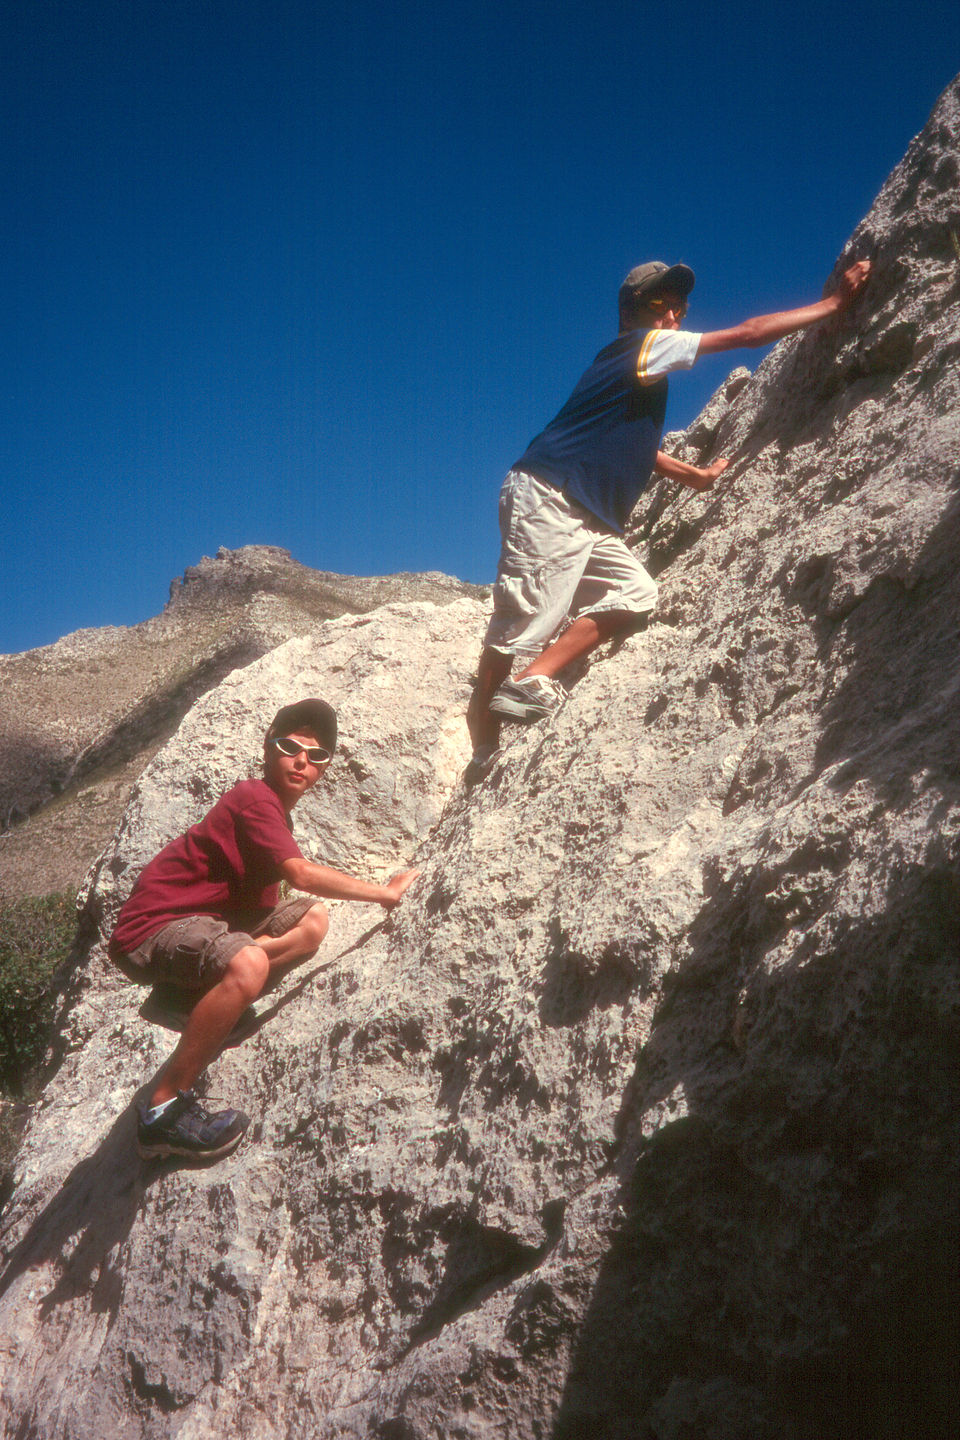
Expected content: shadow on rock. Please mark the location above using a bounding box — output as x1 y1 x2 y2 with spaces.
539 937 642 1030
0 1093 199 1321
795 492 960 806
550 845 960 1440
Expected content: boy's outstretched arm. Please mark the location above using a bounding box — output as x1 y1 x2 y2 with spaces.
697 259 871 356
654 451 729 492
280 856 420 909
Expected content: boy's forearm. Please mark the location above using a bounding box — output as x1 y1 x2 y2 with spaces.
697 259 870 356
281 857 393 906
698 295 842 354
654 451 727 491
654 451 705 482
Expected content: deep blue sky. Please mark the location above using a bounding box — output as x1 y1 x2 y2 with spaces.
2 2 957 654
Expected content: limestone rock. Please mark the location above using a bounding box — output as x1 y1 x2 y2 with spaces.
81 599 486 937
1 77 958 1440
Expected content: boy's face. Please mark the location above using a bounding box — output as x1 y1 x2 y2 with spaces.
644 289 687 330
264 729 330 811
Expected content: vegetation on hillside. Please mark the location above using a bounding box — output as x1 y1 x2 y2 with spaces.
0 891 77 1205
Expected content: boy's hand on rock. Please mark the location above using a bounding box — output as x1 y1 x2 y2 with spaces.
835 259 871 306
702 457 729 487
382 869 421 908
690 457 729 491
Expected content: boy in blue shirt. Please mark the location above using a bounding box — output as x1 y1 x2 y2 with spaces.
467 257 870 769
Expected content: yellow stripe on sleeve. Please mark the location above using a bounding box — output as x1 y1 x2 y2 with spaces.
636 331 660 385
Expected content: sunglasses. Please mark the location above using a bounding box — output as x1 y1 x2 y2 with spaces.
270 736 332 765
645 296 688 319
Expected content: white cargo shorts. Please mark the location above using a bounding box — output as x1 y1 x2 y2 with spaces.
483 470 658 659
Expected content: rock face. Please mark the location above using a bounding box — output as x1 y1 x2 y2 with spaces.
0 547 484 896
1 79 959 1440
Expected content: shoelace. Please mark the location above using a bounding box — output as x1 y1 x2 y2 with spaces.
193 1094 232 1111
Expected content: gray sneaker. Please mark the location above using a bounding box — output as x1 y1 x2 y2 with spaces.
488 675 567 723
137 1090 250 1161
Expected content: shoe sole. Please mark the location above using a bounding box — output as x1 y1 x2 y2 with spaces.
487 696 558 722
137 1129 247 1162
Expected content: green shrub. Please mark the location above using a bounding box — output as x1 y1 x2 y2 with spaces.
0 892 77 1095
0 892 77 1206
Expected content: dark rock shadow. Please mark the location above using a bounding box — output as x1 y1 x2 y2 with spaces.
381 1198 566 1364
0 1083 220 1322
539 944 641 1029
0 729 81 831
1 639 270 837
788 490 960 806
549 846 960 1439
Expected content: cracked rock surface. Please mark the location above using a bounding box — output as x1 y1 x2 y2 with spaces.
1 77 958 1440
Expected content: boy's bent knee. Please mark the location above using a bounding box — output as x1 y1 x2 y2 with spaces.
300 903 329 947
222 944 270 999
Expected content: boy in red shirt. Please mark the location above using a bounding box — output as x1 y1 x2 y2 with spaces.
110 698 418 1162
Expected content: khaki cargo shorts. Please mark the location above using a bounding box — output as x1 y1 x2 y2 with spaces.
483 470 658 659
114 895 320 993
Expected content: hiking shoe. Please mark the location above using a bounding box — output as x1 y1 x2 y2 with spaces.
136 1090 250 1161
488 675 567 723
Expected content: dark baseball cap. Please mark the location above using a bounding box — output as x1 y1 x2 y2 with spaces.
265 698 337 753
619 260 696 311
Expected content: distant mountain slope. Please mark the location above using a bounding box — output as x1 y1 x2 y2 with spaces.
0 546 485 895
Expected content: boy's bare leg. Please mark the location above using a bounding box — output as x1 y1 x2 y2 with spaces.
257 903 329 988
257 903 329 973
472 612 643 745
149 906 329 1105
467 646 513 751
516 610 637 680
151 943 270 1105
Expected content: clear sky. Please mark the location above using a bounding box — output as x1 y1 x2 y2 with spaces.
2 1 957 654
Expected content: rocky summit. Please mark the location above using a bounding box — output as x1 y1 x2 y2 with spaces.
1 78 958 1440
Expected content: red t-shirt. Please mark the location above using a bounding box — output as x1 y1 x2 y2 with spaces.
110 778 303 956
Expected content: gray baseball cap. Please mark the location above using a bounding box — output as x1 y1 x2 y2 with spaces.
619 260 696 311
265 698 337 753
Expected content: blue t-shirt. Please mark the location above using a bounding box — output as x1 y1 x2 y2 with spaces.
514 330 669 534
